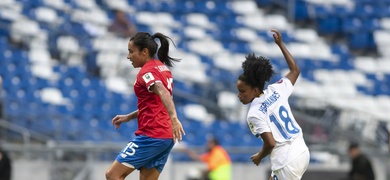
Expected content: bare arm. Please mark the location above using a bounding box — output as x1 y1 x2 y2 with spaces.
272 29 300 85
257 132 275 159
251 132 275 166
112 110 138 129
127 110 138 120
150 82 185 143
150 82 177 122
185 149 202 161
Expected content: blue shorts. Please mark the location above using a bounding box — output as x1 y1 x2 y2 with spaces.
115 135 174 172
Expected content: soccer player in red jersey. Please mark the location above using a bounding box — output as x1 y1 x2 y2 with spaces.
105 32 185 180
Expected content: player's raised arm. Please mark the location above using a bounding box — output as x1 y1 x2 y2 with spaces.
271 29 300 85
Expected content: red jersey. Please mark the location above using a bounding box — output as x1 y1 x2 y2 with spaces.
134 60 173 139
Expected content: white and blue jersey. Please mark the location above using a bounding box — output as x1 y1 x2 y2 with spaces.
246 77 309 171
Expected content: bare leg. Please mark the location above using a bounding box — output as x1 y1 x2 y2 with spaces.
139 167 161 180
106 160 135 180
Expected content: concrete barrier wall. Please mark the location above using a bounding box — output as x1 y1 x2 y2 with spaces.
12 158 387 180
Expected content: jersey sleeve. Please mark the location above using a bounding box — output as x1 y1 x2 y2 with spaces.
247 116 271 138
269 77 294 96
140 70 163 92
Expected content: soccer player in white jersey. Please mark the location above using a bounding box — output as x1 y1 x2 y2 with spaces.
236 29 310 180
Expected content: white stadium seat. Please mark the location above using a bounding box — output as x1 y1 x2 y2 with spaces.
183 104 215 124
230 1 262 15
40 87 70 105
35 7 58 24
186 13 217 30
354 56 377 73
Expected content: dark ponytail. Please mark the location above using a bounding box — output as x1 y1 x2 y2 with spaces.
152 32 180 67
130 32 179 67
239 53 275 90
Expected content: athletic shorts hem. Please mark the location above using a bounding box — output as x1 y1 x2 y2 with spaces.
121 162 135 169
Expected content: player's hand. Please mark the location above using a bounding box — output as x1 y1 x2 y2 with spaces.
112 114 131 129
171 117 185 143
271 29 283 46
251 153 262 166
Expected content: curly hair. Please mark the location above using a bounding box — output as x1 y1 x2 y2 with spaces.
238 53 275 91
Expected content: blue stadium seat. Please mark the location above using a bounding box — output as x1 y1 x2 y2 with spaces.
17 0 44 9
171 153 192 162
0 19 10 37
255 0 272 6
10 49 29 67
362 19 381 31
356 85 373 95
373 81 389 95
3 98 23 119
317 16 341 35
375 5 390 17
353 5 376 18
193 1 219 14
294 1 310 20
30 117 58 135
333 5 353 17
342 17 362 33
223 41 250 53
0 37 8 50
184 120 208 146
183 131 207 146
348 32 370 49
1 0 385 150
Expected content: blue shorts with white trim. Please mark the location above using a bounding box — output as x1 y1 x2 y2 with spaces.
115 135 174 172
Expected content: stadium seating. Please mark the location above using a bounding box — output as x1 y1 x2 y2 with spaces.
1 0 389 162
